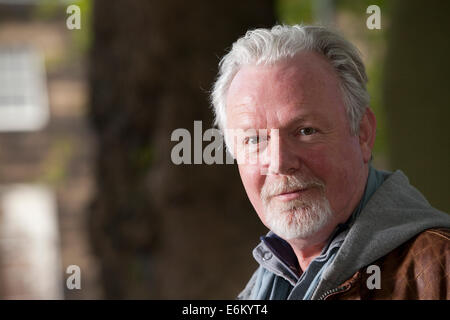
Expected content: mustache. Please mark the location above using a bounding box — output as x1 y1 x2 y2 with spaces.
261 174 325 199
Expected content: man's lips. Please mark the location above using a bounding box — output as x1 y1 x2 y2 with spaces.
273 188 310 201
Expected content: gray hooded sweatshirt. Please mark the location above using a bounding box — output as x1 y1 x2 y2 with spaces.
238 169 450 300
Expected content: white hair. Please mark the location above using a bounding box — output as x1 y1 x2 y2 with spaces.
211 24 369 137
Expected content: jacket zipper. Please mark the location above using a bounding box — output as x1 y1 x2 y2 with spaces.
317 284 351 300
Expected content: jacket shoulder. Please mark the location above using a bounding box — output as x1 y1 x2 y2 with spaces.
418 228 450 242
403 227 450 273
369 227 449 299
332 228 450 300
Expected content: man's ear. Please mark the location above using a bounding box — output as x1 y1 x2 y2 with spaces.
359 107 377 163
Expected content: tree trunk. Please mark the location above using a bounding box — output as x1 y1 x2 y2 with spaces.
89 0 275 299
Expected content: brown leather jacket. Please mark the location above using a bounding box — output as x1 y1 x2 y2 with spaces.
323 228 450 300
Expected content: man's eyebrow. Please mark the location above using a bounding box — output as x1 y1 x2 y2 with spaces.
284 114 312 128
236 115 314 132
231 108 318 132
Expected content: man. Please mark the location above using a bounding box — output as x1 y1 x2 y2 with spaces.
211 25 450 300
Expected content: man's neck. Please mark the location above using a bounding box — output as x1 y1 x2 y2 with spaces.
285 221 339 271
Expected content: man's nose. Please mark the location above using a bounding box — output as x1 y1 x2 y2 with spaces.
264 132 300 175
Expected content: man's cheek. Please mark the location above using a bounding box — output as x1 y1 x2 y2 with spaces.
238 163 264 184
238 165 265 207
301 151 333 182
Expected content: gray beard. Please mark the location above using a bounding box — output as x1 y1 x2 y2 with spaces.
260 175 333 240
263 193 333 240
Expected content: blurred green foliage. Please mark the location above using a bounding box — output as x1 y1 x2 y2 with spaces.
34 0 92 55
33 0 61 20
337 0 391 15
73 0 92 54
37 138 74 187
276 0 314 24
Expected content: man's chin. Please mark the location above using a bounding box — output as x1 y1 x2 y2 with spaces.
266 216 319 240
264 203 332 240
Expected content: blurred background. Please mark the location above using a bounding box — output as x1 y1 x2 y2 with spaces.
0 0 448 299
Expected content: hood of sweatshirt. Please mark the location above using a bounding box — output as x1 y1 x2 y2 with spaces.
309 169 450 299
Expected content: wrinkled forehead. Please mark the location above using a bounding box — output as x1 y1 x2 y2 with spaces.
225 52 345 130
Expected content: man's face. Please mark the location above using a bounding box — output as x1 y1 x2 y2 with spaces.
225 51 371 241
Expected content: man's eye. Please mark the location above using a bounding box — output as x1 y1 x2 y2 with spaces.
247 136 259 144
299 127 317 136
245 135 269 145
